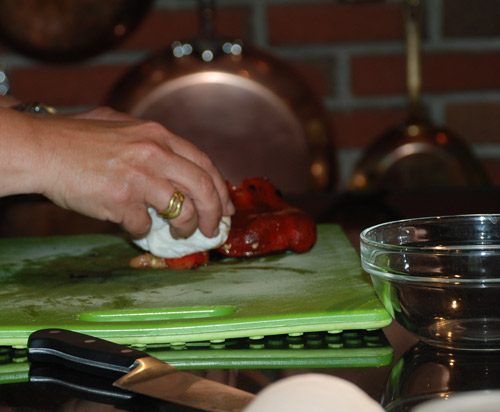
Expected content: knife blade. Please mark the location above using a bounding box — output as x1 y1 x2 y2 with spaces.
29 363 202 411
28 329 255 412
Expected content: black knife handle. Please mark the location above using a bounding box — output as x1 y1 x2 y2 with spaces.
29 363 134 404
29 364 204 412
28 329 148 379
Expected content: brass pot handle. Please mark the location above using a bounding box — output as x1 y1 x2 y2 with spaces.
404 0 424 119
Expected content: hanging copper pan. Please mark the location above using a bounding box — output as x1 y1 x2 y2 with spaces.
0 0 152 62
107 1 337 195
347 0 489 191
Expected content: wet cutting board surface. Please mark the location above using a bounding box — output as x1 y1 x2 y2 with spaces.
0 224 391 347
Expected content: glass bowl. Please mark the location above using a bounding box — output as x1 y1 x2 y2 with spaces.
360 214 500 351
413 390 500 412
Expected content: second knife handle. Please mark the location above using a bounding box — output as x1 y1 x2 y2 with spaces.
28 329 148 379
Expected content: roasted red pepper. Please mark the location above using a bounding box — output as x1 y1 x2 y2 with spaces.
164 251 210 269
130 251 209 269
130 178 316 269
216 177 317 257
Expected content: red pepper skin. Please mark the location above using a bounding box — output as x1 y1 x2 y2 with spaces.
164 251 210 269
216 178 317 257
130 178 316 269
130 251 209 269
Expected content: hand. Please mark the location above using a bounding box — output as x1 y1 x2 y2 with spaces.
0 106 234 239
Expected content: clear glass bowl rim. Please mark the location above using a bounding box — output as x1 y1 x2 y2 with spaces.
360 214 500 284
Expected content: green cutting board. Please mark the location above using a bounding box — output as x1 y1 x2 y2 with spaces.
0 330 394 384
0 224 391 347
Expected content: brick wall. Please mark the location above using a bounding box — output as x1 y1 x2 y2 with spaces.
2 0 500 188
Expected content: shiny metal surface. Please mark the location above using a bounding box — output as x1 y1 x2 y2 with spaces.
108 1 336 194
0 0 152 62
383 342 500 411
116 357 255 412
348 0 489 191
348 121 490 190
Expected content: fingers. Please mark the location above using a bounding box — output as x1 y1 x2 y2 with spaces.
137 127 233 239
105 130 227 240
120 203 152 240
166 163 225 239
117 183 199 240
113 119 235 231
36 114 232 241
103 123 228 240
160 191 199 239
144 163 220 239
125 179 217 241
164 133 235 217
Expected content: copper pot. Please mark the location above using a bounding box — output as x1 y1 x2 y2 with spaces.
347 0 490 191
0 0 152 62
108 1 337 194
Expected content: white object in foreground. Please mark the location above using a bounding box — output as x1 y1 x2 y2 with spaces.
134 207 231 258
243 373 384 412
413 390 500 412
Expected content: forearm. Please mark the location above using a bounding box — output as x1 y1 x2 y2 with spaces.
0 107 44 196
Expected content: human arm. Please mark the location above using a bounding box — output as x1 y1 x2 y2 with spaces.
0 100 234 239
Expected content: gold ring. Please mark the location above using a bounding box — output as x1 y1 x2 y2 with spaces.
158 190 185 220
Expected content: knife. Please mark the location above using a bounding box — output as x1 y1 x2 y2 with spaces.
29 363 202 411
28 329 255 412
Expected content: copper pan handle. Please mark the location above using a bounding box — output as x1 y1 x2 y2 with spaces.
198 0 215 38
192 0 240 59
404 0 424 119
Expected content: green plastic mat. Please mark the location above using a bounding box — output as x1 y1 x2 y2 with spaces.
0 329 393 384
0 224 391 347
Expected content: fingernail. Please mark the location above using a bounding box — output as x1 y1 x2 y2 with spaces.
212 227 220 238
170 226 180 239
227 200 236 215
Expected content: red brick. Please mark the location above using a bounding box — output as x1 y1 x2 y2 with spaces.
118 10 197 51
329 108 408 149
443 0 500 38
268 3 404 45
119 8 250 52
446 102 500 144
352 52 500 96
425 53 500 92
351 54 405 96
9 64 130 107
291 59 335 98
